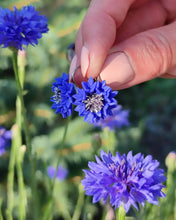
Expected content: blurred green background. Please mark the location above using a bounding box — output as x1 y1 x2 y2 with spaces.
0 0 176 219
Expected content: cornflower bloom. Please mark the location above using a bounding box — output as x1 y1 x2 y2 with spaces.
51 73 76 118
0 126 11 156
0 5 49 50
47 165 68 181
74 77 118 124
82 150 166 212
94 105 129 130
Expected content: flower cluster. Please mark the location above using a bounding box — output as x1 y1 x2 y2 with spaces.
82 150 166 212
51 73 76 118
93 105 129 130
0 126 12 156
47 165 68 181
51 75 118 123
0 5 49 50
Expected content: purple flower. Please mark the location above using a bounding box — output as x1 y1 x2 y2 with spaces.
0 5 49 50
74 77 118 124
51 73 76 118
47 165 68 181
0 126 11 156
94 105 130 130
82 150 166 212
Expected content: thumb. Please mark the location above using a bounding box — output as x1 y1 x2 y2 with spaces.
99 21 176 90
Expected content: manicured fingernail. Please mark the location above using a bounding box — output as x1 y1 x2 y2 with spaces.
100 52 134 86
81 45 89 77
69 55 77 82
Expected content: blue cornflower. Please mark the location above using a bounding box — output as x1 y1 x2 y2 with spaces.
0 5 49 50
82 150 166 212
51 73 76 118
0 126 11 156
94 105 130 130
74 77 118 124
47 165 68 181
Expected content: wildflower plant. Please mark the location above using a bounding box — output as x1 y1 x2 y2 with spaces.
0 4 49 220
82 150 166 215
0 6 49 50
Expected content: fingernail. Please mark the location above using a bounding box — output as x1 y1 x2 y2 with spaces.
100 52 134 86
69 55 77 82
81 45 89 77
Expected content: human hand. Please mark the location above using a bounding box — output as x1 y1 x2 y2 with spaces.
69 0 176 90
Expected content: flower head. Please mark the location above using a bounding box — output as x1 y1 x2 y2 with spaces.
51 73 76 118
0 126 12 156
0 5 49 50
74 77 118 123
94 105 130 130
47 165 68 181
82 150 166 212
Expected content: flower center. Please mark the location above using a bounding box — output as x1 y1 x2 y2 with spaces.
53 87 61 104
83 93 104 113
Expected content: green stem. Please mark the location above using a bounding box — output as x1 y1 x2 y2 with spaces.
12 50 38 220
12 50 31 157
42 117 71 220
51 117 70 191
16 51 26 220
117 205 126 220
72 183 85 220
16 160 26 220
6 125 17 220
0 198 4 220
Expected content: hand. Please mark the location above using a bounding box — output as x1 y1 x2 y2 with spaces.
69 0 176 90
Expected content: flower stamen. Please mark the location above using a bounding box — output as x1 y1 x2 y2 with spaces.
83 93 104 113
53 87 61 104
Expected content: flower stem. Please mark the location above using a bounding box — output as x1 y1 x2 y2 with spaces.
0 198 4 220
51 117 70 190
12 50 38 220
12 50 31 157
72 183 85 220
117 205 126 220
6 125 17 220
15 51 26 220
42 117 70 220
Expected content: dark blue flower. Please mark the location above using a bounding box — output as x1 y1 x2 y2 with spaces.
0 5 49 50
82 150 166 212
0 126 12 156
51 73 76 118
74 77 118 124
94 105 130 130
47 165 68 181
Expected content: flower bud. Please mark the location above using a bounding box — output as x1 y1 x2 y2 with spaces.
165 151 176 172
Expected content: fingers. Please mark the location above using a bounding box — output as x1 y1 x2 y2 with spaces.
160 0 176 21
115 0 167 43
69 0 137 84
99 21 176 90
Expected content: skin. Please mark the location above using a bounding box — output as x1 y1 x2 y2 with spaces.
69 0 176 90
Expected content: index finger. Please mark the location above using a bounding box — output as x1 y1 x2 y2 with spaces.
71 0 150 85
